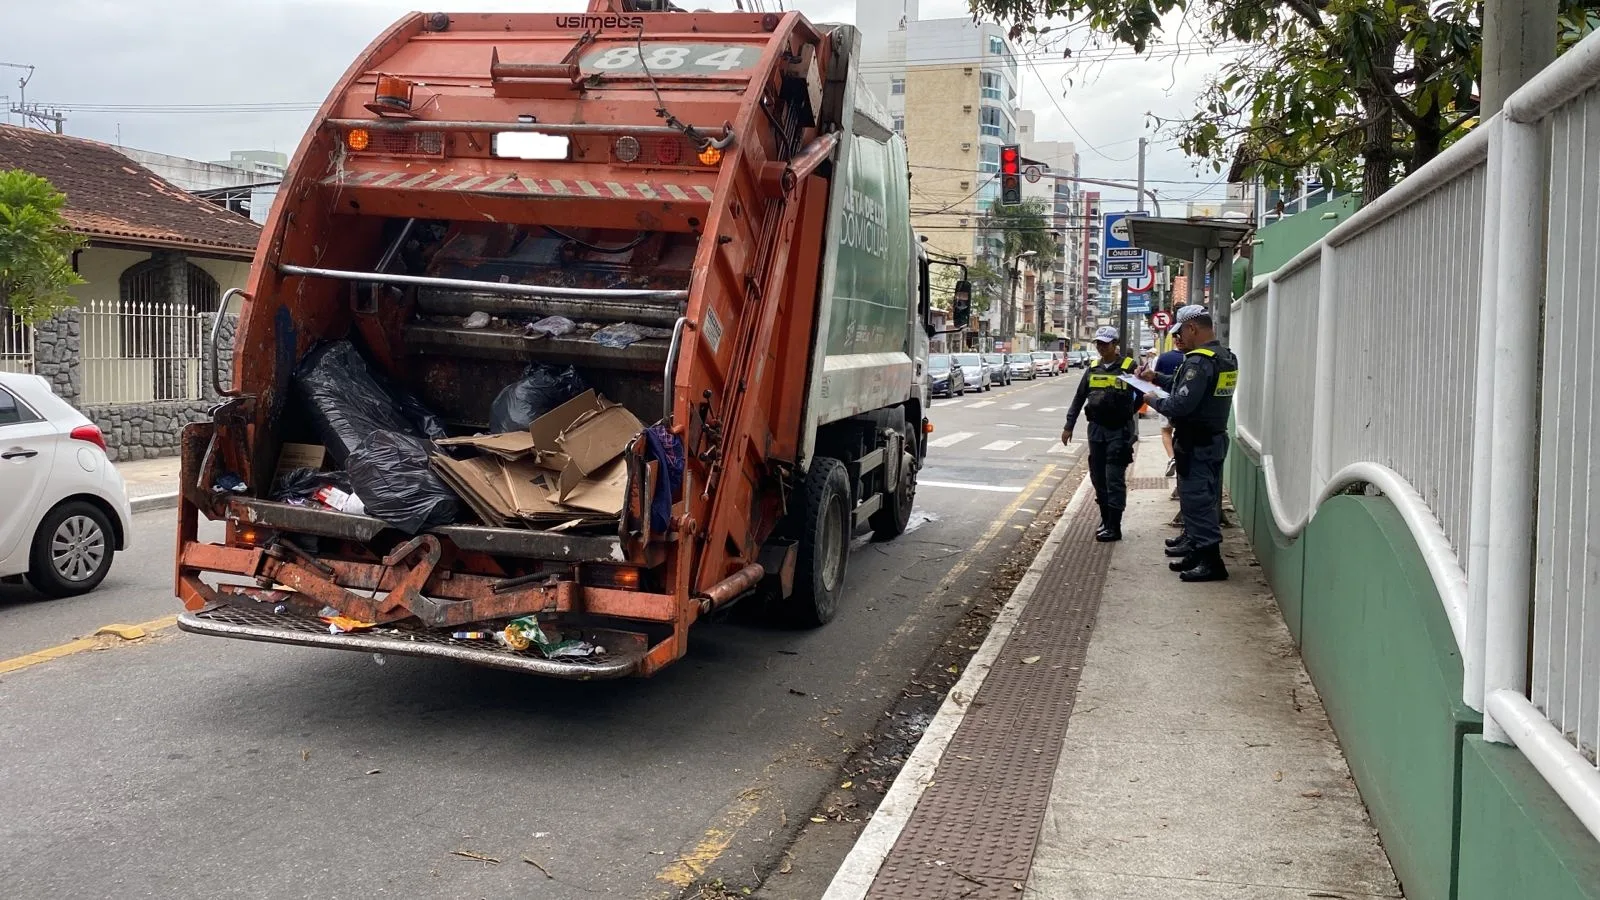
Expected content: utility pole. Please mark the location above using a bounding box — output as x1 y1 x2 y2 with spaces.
1481 0 1559 117
1116 137 1148 352
1 62 64 133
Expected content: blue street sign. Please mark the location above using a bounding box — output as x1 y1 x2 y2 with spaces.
1126 291 1151 315
1102 211 1150 280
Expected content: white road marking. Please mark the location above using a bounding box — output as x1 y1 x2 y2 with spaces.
928 431 975 449
918 480 1025 493
981 440 1021 452
1006 403 1030 410
968 401 995 409
1040 407 1062 413
1048 443 1073 455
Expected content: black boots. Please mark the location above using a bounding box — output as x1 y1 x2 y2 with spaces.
1178 544 1229 582
1165 537 1193 557
1096 507 1122 542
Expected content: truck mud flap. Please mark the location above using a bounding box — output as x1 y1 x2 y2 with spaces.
178 601 646 680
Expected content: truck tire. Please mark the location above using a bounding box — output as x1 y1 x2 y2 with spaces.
783 458 851 627
869 424 918 540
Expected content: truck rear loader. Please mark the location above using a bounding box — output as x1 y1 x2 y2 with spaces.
174 0 935 678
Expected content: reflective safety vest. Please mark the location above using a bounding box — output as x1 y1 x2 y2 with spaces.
1087 357 1136 392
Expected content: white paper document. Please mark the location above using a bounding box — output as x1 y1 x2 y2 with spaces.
1118 373 1169 399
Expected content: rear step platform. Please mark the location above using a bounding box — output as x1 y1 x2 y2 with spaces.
179 601 647 679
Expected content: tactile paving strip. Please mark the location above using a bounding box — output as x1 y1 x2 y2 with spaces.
1128 476 1168 490
865 498 1112 899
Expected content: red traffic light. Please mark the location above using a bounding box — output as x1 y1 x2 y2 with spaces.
1000 144 1020 175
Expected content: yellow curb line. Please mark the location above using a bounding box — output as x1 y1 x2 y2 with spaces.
0 614 179 676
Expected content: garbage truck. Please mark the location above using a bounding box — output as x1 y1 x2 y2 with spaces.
173 0 933 678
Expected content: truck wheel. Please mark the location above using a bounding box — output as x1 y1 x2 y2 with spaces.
869 425 918 540
784 458 851 627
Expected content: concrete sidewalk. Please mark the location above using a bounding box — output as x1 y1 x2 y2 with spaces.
827 439 1401 899
115 456 181 512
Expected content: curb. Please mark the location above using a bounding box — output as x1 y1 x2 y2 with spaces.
821 472 1093 900
130 492 179 514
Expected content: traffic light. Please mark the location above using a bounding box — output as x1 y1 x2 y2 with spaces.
953 280 973 329
999 144 1022 206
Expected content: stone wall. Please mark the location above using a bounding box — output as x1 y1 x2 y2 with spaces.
32 309 237 462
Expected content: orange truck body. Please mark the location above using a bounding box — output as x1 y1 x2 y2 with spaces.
173 1 933 678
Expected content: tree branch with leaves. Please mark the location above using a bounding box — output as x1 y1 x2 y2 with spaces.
972 0 1597 202
0 169 84 324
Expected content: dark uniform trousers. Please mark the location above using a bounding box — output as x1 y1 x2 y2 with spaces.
1089 432 1134 523
1175 431 1228 548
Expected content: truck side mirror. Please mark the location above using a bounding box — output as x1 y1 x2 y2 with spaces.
953 280 972 329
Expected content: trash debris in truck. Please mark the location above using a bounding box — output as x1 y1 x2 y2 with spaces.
525 315 576 338
499 616 603 659
463 311 492 329
591 323 647 348
273 468 354 504
293 340 448 466
428 389 645 529
275 442 327 480
487 363 588 434
347 430 459 534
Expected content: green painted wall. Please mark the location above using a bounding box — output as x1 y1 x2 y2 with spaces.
1297 494 1478 900
1232 444 1481 900
1253 195 1362 279
1458 737 1600 900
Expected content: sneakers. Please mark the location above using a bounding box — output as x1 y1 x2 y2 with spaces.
1165 457 1177 477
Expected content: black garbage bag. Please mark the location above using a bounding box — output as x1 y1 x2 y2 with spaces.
272 467 354 503
294 341 448 466
488 364 589 433
346 430 459 534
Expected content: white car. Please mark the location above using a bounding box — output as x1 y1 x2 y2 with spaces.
0 373 132 596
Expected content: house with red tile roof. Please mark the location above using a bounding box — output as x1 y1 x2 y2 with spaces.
0 125 263 459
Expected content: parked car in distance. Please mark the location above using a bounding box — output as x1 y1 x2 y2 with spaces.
1030 351 1057 377
0 372 132 597
953 353 992 392
1069 350 1091 368
1053 352 1068 374
1007 354 1037 380
982 354 1012 387
929 354 968 397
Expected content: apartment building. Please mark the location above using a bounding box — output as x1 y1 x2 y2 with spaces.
857 0 1023 267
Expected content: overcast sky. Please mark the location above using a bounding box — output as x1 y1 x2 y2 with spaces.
0 0 1236 214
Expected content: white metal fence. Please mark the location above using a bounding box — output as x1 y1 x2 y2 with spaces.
79 299 205 406
1235 29 1600 844
1535 79 1600 771
0 307 32 374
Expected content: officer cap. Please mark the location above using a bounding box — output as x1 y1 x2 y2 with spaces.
1094 326 1119 344
1169 304 1212 335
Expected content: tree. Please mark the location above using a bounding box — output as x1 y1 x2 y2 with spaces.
981 197 1061 270
0 169 84 323
968 0 1598 201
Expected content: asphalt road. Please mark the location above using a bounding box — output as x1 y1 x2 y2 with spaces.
0 370 1085 900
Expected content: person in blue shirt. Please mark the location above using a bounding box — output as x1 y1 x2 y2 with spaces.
1153 340 1185 479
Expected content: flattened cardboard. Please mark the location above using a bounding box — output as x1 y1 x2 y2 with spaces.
528 390 603 453
275 442 327 478
556 405 645 477
553 458 628 514
435 432 535 460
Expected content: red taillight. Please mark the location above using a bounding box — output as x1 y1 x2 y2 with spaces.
70 424 107 452
655 139 683 166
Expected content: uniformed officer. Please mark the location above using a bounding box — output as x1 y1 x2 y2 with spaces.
1141 305 1237 581
1062 326 1144 542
